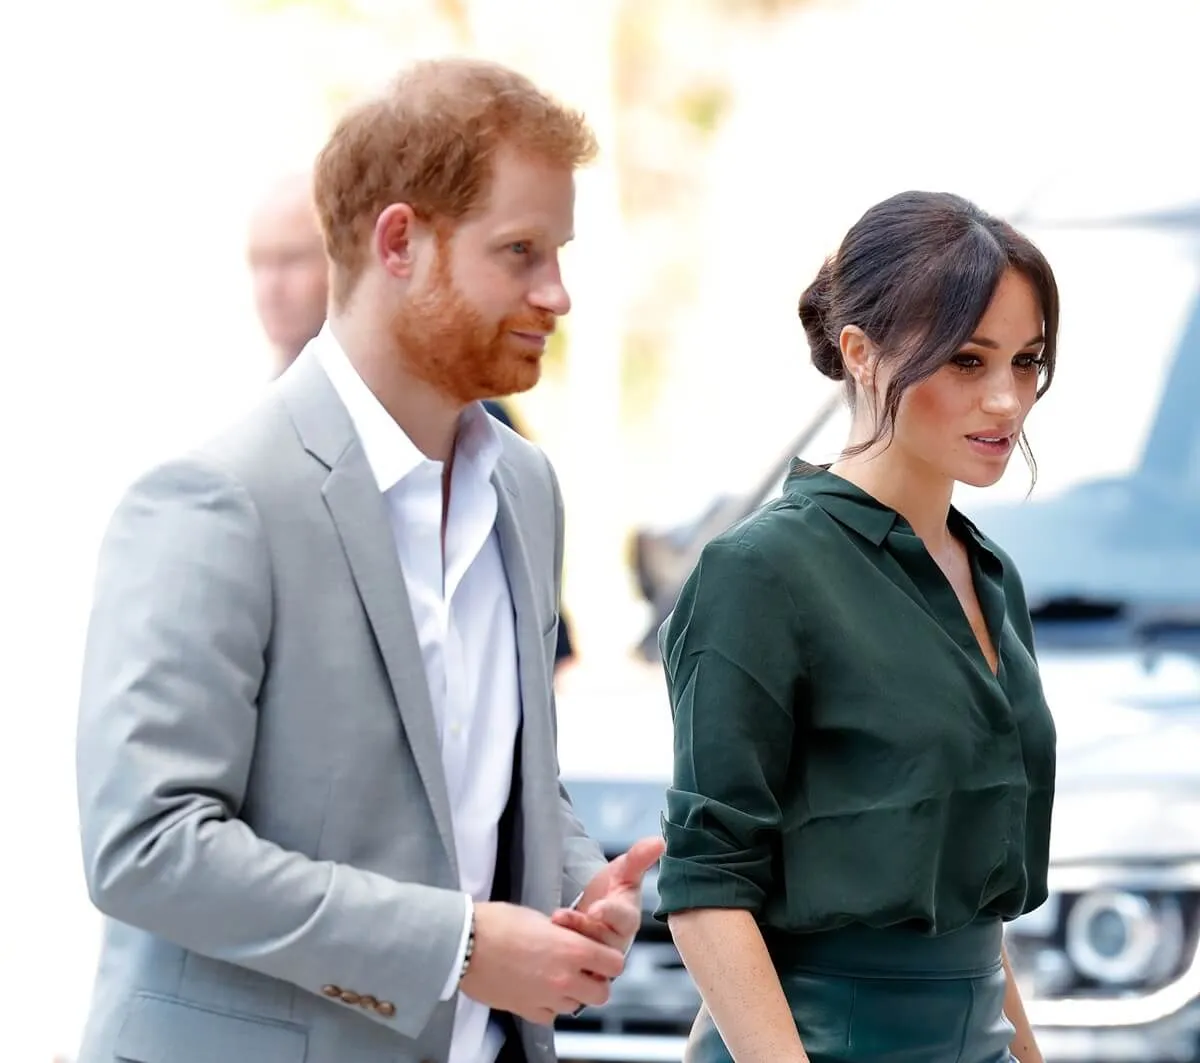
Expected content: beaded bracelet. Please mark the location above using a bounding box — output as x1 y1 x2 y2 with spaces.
459 906 477 984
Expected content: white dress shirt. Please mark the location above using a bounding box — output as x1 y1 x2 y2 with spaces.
314 328 521 1063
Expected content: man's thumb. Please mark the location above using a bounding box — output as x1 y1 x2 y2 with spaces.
620 836 666 882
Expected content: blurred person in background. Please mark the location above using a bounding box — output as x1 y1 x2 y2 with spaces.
246 171 329 375
74 57 662 1063
657 192 1059 1063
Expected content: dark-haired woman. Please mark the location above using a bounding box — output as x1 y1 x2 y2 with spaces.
656 191 1058 1063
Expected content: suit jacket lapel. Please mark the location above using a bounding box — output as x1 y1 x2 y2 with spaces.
492 459 560 912
279 353 459 879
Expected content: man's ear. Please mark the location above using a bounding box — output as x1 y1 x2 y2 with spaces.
373 203 419 280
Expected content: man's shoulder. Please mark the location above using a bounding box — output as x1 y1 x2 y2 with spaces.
196 387 300 474
113 387 303 522
492 420 555 497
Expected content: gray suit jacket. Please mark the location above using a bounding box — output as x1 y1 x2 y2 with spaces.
74 352 606 1063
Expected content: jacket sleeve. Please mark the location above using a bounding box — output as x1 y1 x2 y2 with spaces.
76 458 466 1039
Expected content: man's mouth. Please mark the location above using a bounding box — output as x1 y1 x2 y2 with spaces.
511 331 549 352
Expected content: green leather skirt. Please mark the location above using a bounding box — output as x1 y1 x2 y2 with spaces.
685 918 1016 1063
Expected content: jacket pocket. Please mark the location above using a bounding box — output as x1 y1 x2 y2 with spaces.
115 992 308 1063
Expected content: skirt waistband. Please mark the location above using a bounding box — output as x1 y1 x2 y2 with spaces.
763 918 1004 980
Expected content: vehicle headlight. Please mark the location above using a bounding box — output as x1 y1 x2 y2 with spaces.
1064 889 1185 985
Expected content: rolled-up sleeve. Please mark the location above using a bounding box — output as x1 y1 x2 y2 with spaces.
654 537 805 919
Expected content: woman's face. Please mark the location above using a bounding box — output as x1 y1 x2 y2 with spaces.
882 268 1047 489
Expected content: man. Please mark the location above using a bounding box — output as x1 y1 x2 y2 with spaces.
246 170 329 375
75 58 663 1063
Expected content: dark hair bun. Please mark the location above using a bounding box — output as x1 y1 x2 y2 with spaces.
798 258 843 381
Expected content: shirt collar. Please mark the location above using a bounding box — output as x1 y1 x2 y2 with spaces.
310 324 503 492
784 459 899 545
783 458 991 553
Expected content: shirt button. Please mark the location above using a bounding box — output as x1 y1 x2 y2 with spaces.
450 722 463 738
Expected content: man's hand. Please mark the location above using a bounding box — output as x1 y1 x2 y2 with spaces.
458 901 626 1026
550 836 665 954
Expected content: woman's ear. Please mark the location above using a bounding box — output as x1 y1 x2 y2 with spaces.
839 325 878 392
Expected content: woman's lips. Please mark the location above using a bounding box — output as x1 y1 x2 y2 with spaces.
966 432 1015 457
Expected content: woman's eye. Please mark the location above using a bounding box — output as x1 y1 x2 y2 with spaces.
1015 354 1046 372
951 354 982 371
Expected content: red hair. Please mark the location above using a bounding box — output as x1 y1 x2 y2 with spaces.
314 58 598 309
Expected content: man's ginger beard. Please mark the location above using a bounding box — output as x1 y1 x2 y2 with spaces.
390 236 555 404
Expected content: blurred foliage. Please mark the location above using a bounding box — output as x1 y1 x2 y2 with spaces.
543 323 570 377
620 327 669 423
676 83 733 134
713 0 815 15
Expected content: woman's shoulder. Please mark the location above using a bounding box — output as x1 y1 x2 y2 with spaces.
662 499 819 669
702 490 851 578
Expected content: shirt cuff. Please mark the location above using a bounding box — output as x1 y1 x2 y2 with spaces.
439 894 474 1001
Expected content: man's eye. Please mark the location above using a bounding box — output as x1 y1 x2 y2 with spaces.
509 241 531 255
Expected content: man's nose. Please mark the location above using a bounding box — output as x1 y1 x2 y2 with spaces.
531 283 570 317
530 262 571 316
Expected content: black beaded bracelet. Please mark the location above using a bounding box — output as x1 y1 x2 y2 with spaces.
459 907 477 984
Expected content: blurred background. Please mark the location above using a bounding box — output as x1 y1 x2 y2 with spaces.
2 0 1198 1059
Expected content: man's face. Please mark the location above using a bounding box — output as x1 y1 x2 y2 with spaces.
247 183 329 370
390 147 575 404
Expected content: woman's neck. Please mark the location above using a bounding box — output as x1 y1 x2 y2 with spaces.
829 442 956 551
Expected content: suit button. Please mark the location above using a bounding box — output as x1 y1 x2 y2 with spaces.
340 990 361 1005
376 1000 396 1018
321 985 342 998
359 994 378 1009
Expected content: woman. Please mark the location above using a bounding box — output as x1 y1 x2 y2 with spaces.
655 191 1059 1063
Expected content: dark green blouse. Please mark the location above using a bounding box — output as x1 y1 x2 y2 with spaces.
655 461 1056 936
